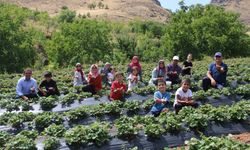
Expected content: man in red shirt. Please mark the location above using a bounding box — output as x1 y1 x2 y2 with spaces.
110 72 127 101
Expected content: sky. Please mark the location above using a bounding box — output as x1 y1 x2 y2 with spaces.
159 0 211 12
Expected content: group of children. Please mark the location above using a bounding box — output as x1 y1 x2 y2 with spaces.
16 53 212 116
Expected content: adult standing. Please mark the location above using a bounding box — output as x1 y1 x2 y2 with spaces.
127 56 142 81
149 60 168 85
16 68 38 100
202 52 228 91
166 56 182 84
182 53 193 76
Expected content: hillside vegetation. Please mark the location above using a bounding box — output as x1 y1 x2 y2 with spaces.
0 3 250 73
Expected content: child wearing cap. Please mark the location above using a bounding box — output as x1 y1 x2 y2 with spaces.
38 71 60 96
150 80 171 117
110 72 127 101
174 78 198 114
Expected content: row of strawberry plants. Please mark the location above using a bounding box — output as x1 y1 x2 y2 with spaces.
0 100 249 149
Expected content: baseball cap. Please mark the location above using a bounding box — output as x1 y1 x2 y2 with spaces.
173 56 179 61
214 52 222 57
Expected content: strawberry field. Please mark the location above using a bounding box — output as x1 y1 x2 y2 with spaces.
0 57 249 150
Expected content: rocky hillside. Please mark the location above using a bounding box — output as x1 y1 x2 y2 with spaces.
211 0 250 25
0 0 171 23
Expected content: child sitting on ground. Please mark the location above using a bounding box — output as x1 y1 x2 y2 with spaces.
107 67 116 86
38 71 60 96
109 72 127 101
174 78 199 114
127 66 140 91
150 80 171 117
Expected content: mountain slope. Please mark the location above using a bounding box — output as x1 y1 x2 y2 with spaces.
211 0 250 25
0 0 171 23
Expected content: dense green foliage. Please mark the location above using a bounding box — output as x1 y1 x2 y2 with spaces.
162 4 250 60
0 3 249 72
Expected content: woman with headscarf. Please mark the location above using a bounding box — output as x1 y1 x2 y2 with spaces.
149 60 168 85
127 56 142 80
87 64 102 94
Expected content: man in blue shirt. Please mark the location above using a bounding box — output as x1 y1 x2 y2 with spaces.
16 68 38 100
202 52 228 91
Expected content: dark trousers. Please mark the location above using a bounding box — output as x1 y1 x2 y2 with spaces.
174 102 199 114
202 77 217 91
82 84 96 95
38 91 60 97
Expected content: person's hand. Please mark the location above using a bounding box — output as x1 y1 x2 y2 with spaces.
48 87 55 91
43 91 47 96
216 65 222 71
173 71 177 74
23 96 29 101
161 99 167 104
211 79 217 86
30 87 35 93
188 66 192 69
162 108 169 113
158 77 163 80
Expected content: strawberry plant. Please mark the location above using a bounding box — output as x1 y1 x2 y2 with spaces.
124 101 141 113
5 101 20 112
64 106 88 122
40 96 57 110
61 92 78 105
43 124 66 137
5 135 37 150
20 101 30 111
144 123 165 138
184 113 209 130
33 112 63 130
133 86 156 95
115 116 138 139
142 98 154 111
17 130 38 140
188 136 250 150
89 104 105 116
64 125 89 146
209 105 230 122
43 137 60 150
159 112 182 132
8 115 23 128
87 122 111 146
229 104 248 121
104 101 123 115
234 84 250 97
0 131 11 147
78 92 92 100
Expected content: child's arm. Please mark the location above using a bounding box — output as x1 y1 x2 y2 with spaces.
154 92 166 104
176 94 188 104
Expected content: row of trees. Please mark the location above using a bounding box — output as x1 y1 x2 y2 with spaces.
0 3 250 72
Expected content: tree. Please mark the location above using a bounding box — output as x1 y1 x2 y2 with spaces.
46 19 112 66
161 4 250 60
0 4 36 73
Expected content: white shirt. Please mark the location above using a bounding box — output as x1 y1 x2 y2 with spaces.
174 87 192 106
73 71 87 86
107 72 115 84
128 74 140 90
